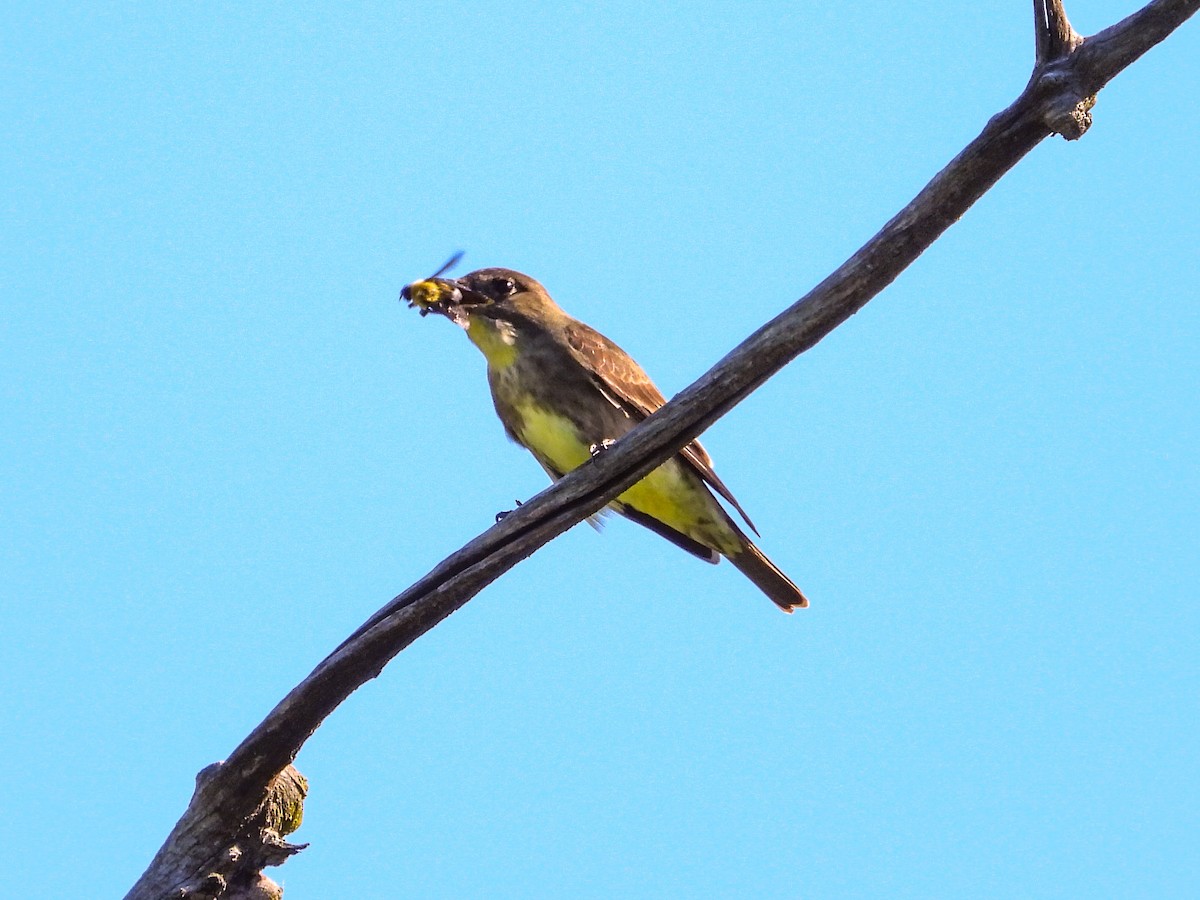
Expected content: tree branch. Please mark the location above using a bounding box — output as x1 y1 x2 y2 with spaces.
126 2 1199 896
1035 0 1083 63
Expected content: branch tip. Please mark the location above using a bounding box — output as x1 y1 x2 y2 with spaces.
1034 0 1083 63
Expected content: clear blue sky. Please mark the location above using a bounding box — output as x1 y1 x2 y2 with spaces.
3 2 1197 897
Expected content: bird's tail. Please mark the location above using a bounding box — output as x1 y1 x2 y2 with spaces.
728 539 808 613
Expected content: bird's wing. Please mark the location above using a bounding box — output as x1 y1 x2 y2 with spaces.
563 320 759 535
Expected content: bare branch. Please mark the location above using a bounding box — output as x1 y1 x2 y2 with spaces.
1035 0 1083 63
1029 0 1198 140
1076 0 1200 93
138 766 307 900
126 2 1199 897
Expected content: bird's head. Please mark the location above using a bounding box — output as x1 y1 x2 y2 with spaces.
402 267 558 329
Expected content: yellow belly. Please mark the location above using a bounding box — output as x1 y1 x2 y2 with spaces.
515 403 592 472
515 402 732 551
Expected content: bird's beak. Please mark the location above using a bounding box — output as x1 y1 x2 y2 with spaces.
401 278 488 314
444 279 492 307
401 277 490 326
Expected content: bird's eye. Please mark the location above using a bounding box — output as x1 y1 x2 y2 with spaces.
494 277 517 296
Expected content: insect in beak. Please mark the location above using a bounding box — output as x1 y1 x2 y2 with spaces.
401 251 467 315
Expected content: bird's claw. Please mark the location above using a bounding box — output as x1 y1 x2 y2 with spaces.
495 499 524 523
589 439 616 457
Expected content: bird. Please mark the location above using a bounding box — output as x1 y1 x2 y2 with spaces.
401 266 807 612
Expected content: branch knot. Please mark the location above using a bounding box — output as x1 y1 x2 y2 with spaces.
1028 61 1096 140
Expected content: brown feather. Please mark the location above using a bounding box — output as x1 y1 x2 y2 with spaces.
563 321 759 534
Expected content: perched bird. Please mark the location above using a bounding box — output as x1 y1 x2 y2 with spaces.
402 267 807 612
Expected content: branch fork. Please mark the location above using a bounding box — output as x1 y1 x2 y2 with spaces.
1026 0 1095 139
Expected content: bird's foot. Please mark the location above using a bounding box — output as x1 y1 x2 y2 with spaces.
589 439 616 457
495 499 524 523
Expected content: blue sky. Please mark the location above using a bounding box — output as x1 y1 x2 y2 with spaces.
2 2 1197 897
